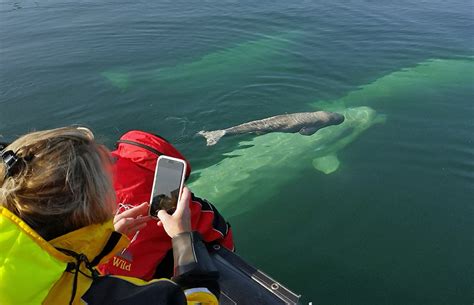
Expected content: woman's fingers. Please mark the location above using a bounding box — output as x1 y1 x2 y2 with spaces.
114 214 150 235
174 187 190 217
127 221 148 234
132 215 151 225
157 209 171 223
157 187 192 238
115 202 149 222
113 202 151 235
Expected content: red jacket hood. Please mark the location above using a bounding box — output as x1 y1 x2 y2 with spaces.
111 130 192 179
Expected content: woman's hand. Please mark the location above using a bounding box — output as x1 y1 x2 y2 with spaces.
114 202 151 236
157 186 192 238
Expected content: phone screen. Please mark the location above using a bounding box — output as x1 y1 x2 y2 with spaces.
149 158 185 217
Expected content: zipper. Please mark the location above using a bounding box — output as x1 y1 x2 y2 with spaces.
116 139 165 156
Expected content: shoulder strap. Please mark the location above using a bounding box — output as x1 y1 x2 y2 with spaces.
90 231 122 266
56 231 123 305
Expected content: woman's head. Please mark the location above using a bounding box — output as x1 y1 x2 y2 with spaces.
0 127 115 240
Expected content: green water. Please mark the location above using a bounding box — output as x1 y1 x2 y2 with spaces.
1 0 473 304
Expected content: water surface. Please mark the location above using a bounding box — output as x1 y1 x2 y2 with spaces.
1 1 473 304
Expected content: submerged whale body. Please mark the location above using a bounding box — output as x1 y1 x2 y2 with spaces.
189 106 384 215
198 111 345 146
188 57 474 215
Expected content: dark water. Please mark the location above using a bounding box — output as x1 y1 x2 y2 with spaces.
1 0 473 304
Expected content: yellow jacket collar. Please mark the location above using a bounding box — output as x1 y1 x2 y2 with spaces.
50 219 130 266
1 206 129 266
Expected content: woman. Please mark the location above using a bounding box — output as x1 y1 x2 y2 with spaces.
0 127 218 305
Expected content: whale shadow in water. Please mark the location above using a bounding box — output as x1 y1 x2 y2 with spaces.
189 57 474 214
101 31 302 91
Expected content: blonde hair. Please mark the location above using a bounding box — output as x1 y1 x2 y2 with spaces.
0 127 115 240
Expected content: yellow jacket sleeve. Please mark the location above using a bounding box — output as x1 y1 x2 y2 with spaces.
185 287 219 305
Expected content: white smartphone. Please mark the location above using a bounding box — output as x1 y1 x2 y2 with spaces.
149 155 187 218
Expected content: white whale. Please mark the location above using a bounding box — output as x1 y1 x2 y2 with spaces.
188 57 474 213
188 106 384 214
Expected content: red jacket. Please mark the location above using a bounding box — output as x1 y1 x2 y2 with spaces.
99 131 234 280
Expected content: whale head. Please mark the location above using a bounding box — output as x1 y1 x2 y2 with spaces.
328 111 345 125
343 106 386 128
